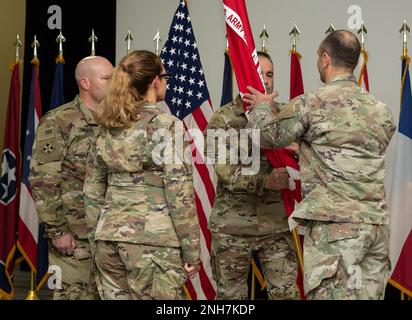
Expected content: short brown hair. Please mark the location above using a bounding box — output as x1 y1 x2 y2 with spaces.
320 30 360 70
97 50 162 129
257 51 273 64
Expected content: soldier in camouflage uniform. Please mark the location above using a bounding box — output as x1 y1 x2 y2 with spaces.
205 52 298 300
83 50 200 300
30 56 113 300
245 31 396 299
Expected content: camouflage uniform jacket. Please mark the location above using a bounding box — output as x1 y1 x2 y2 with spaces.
30 95 99 239
83 105 200 265
248 74 396 225
205 96 289 236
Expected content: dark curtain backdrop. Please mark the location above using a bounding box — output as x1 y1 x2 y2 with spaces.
21 0 116 151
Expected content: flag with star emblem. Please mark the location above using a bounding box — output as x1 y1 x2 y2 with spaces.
17 58 49 291
160 0 217 300
0 62 21 299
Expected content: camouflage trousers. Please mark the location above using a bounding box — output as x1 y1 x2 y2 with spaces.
212 232 298 300
303 221 390 300
53 282 90 300
49 238 98 300
94 241 187 300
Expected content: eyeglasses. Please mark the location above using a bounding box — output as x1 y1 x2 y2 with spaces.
159 73 171 80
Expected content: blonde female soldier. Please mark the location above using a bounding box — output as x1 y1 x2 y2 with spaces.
83 50 200 300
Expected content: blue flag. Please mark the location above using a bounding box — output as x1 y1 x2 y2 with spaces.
399 58 412 137
220 50 233 107
49 61 65 110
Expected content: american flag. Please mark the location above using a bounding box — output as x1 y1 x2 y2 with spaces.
17 59 47 288
160 0 217 300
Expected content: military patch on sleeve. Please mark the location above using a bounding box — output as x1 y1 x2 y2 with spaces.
41 143 56 155
37 125 55 141
45 128 54 135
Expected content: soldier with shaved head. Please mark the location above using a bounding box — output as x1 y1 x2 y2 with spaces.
245 30 396 299
30 56 113 299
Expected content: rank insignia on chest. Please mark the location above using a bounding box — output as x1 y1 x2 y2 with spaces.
41 143 56 155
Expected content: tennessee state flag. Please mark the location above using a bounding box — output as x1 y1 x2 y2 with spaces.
223 0 303 298
0 62 21 300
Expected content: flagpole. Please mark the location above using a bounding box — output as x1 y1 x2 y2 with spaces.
358 21 367 52
30 35 40 65
400 20 410 58
259 25 269 53
125 29 134 55
288 24 305 288
24 36 41 301
25 270 39 300
13 34 23 64
225 34 229 53
357 22 369 90
289 24 301 54
325 23 336 35
251 262 256 300
25 39 41 301
400 20 410 105
88 29 98 56
56 30 66 63
153 29 161 56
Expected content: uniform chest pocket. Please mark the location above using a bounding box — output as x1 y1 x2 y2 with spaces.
66 141 90 163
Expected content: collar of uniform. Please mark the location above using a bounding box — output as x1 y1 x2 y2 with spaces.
326 74 357 85
75 95 98 125
140 101 158 111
